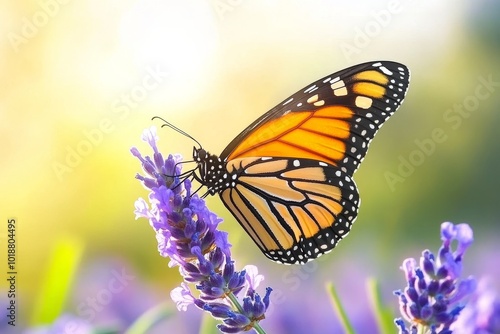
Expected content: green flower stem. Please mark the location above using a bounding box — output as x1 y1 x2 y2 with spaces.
227 292 267 334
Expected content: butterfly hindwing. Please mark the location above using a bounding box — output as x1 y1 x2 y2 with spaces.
218 156 359 264
220 61 410 175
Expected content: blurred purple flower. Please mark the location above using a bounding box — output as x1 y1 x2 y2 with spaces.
132 127 272 333
394 222 477 334
452 277 500 333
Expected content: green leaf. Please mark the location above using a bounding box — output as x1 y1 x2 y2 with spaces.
366 278 396 334
326 282 356 334
31 236 84 325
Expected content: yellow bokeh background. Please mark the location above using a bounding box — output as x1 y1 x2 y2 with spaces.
1 0 499 332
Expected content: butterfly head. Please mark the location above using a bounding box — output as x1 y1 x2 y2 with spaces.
193 147 227 195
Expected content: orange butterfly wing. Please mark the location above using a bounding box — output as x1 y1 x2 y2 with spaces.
220 61 410 175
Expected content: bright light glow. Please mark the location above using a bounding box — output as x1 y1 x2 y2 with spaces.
119 0 219 92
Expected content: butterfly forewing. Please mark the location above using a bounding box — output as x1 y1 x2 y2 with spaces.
220 61 410 175
219 157 359 264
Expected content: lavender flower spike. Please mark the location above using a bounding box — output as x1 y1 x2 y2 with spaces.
132 127 272 333
394 222 477 334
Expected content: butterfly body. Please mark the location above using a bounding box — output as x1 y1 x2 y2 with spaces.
192 61 410 264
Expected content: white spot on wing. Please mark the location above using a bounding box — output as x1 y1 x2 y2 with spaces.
330 76 340 84
331 80 345 90
334 87 348 96
307 94 319 104
355 96 373 109
379 66 393 75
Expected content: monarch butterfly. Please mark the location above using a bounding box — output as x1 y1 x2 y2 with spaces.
172 61 409 264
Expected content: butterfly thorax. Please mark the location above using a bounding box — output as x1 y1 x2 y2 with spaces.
193 147 232 195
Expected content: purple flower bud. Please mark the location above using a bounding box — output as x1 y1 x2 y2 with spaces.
195 219 208 234
427 280 439 296
184 221 196 239
225 313 251 328
173 194 183 208
416 269 427 291
436 266 448 279
252 295 266 319
199 284 225 300
402 258 417 282
194 298 206 310
223 260 235 281
434 311 452 323
417 293 429 308
454 223 473 259
406 287 419 303
440 222 456 246
227 271 246 292
395 318 411 334
263 287 272 309
201 230 216 252
142 158 157 176
170 225 185 239
130 146 142 159
420 305 432 321
204 302 233 318
242 296 254 317
153 152 164 171
170 211 183 224
421 250 436 277
209 247 225 270
198 258 215 276
408 304 420 319
439 279 454 295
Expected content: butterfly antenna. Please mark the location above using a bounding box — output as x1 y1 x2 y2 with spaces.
191 183 209 198
175 159 196 173
152 116 202 148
